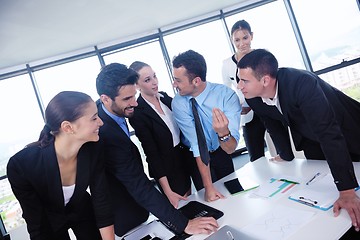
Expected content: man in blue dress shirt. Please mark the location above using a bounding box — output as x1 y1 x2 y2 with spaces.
171 50 242 202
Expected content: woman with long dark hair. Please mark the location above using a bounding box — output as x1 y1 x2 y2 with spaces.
7 91 114 240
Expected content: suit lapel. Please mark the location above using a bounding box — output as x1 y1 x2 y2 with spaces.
97 100 132 142
137 94 169 130
68 144 90 206
276 78 290 125
247 97 288 127
159 92 172 110
43 144 65 209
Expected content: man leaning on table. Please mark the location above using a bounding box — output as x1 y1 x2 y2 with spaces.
171 50 241 202
237 49 360 232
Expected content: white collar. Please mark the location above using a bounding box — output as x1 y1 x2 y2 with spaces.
261 81 279 106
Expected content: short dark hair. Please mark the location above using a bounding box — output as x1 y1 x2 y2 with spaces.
172 50 207 82
231 19 252 36
238 49 278 80
96 63 138 100
33 91 93 147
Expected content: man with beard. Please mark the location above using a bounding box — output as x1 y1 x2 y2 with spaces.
95 63 218 238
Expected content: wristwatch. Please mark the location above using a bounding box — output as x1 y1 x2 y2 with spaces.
218 132 231 143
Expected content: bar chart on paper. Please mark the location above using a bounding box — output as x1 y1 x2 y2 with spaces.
251 178 298 199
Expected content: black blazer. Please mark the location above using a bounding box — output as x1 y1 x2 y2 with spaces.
97 101 188 237
7 141 113 240
247 68 360 191
129 92 191 182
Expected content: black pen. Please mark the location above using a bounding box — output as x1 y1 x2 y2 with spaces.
306 172 321 185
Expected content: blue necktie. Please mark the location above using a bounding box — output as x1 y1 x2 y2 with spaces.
120 118 130 138
191 98 210 165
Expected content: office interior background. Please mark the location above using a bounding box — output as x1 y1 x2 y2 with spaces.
0 0 359 238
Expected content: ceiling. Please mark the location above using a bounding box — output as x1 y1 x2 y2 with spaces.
0 0 253 72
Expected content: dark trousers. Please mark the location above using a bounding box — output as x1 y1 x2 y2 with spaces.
190 147 234 191
54 220 102 240
33 197 102 240
243 113 266 162
156 144 192 196
39 214 102 240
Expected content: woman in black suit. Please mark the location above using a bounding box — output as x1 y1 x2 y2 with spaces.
7 91 114 240
129 61 199 208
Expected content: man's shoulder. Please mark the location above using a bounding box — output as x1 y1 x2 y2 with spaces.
278 67 311 78
172 94 191 117
172 93 187 104
208 82 236 94
277 68 319 88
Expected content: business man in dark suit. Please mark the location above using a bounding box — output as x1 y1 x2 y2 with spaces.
95 63 218 237
237 49 360 232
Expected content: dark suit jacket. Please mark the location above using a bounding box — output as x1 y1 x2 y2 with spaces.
246 68 360 191
97 101 188 237
129 92 174 179
7 141 113 240
128 92 193 195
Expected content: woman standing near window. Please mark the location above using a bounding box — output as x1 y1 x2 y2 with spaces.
222 19 280 162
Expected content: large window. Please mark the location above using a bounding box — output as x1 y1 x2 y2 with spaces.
291 0 360 71
0 178 24 231
291 0 360 99
164 20 232 84
0 75 44 175
320 63 360 101
34 56 101 107
103 40 175 97
0 74 44 231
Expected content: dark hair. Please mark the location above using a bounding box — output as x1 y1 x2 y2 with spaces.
172 50 207 82
31 91 93 148
231 19 252 36
129 61 150 73
96 63 139 100
237 49 278 80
